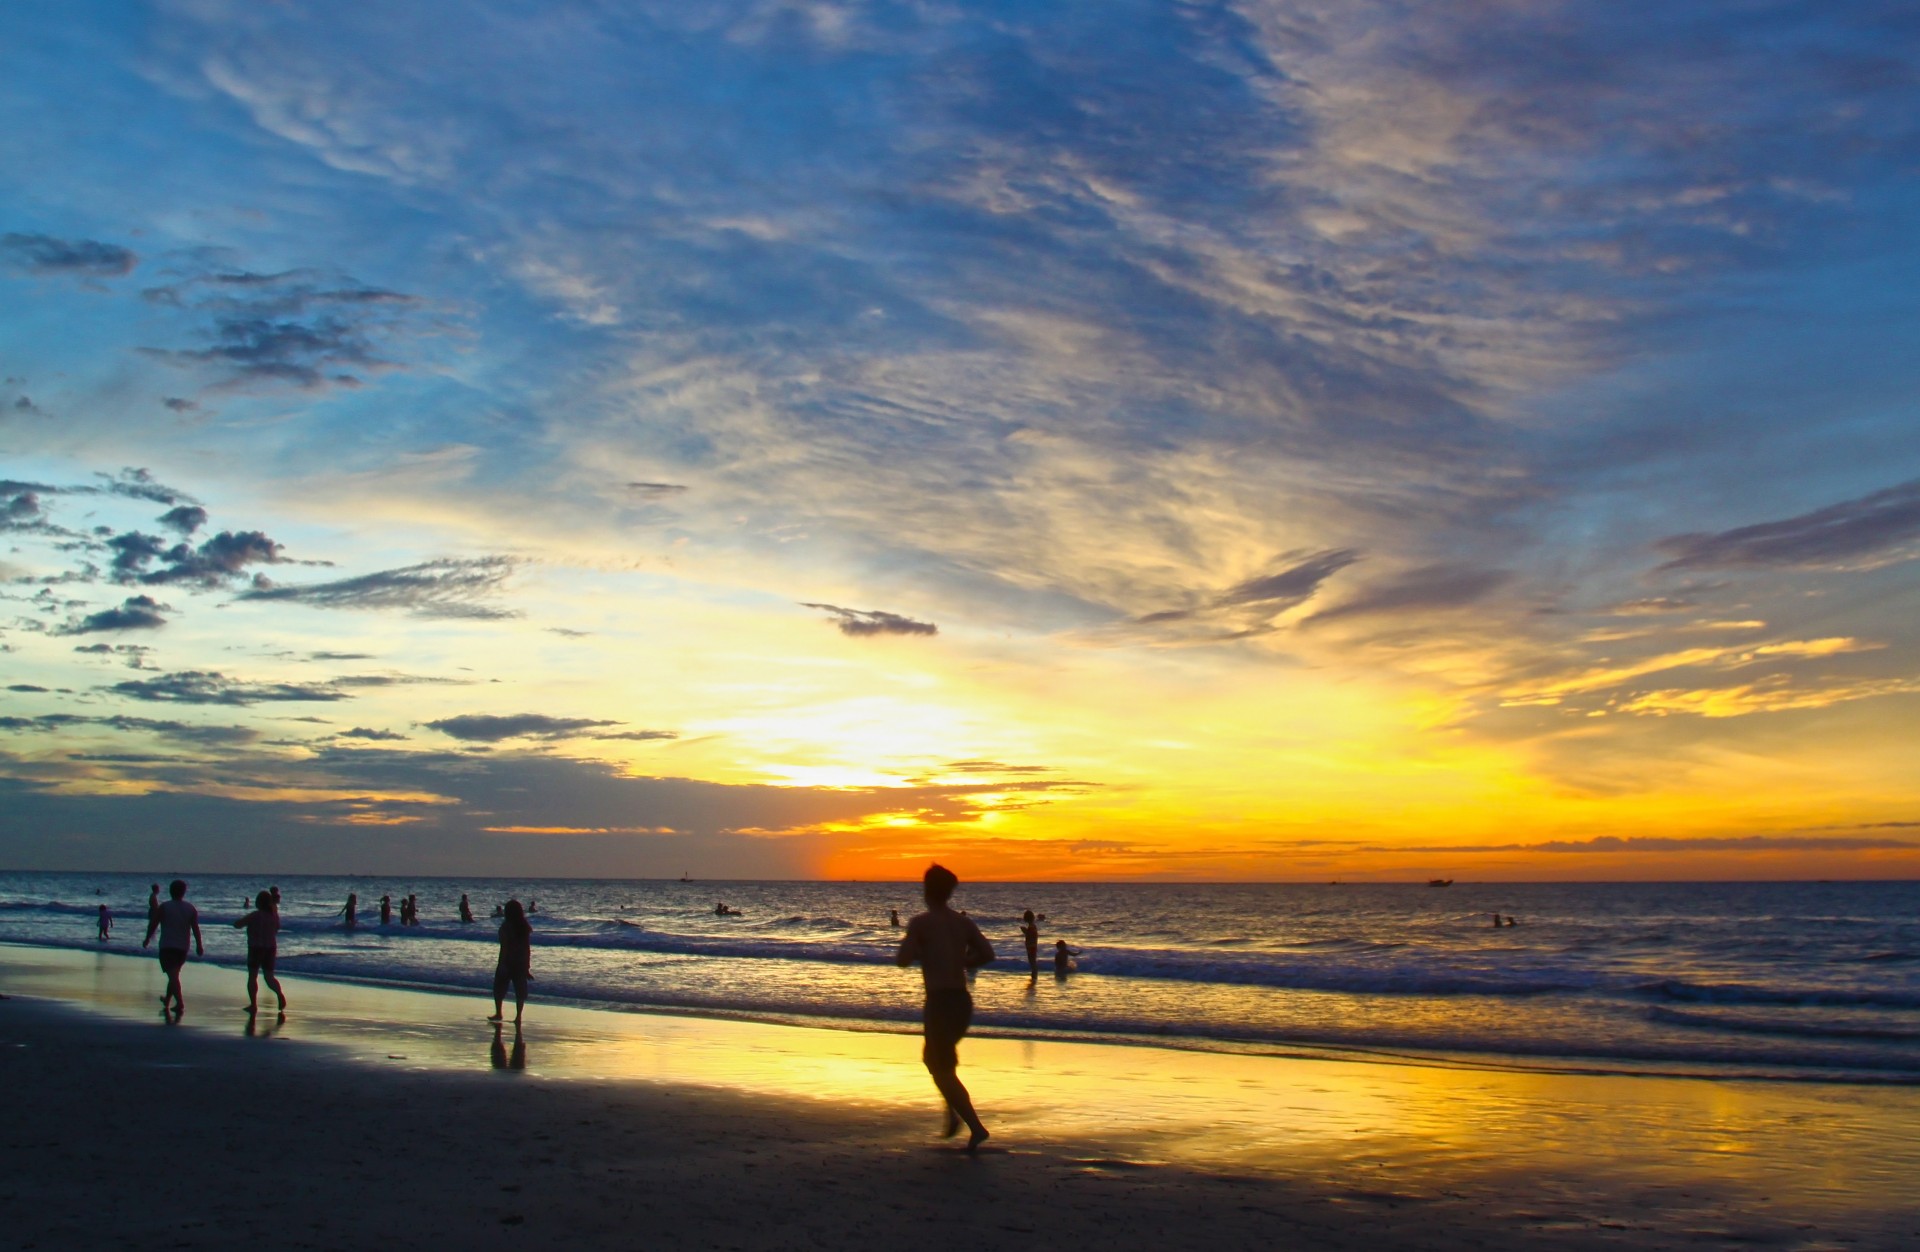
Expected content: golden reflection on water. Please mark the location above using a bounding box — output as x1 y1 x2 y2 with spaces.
8 944 1919 1215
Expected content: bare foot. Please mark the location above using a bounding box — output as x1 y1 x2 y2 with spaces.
487 1012 503 1021
966 1127 990 1153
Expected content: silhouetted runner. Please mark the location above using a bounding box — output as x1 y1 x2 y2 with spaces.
232 889 287 1015
896 863 995 1150
143 879 203 1019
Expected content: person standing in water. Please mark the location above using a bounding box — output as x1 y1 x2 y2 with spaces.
96 903 112 941
1019 910 1042 979
142 879 203 1019
339 891 357 929
232 890 287 1016
380 894 393 926
490 899 532 1023
895 863 995 1151
459 894 474 923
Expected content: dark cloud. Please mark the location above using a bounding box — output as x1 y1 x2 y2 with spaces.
4 492 41 523
73 642 156 669
943 760 1053 775
157 505 208 536
1140 550 1359 626
236 557 517 619
162 397 199 412
0 712 258 747
337 727 407 741
141 269 424 392
592 729 679 742
1655 479 1920 572
1304 564 1511 626
423 713 620 742
58 594 170 634
801 603 939 637
1 232 136 277
7 684 48 693
627 482 688 495
310 651 373 661
103 467 194 507
109 670 350 706
107 528 284 587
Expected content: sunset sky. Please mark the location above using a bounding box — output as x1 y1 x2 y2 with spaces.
3 0 1918 881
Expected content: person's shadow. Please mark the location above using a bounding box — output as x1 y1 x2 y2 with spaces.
490 1021 527 1071
244 1010 285 1039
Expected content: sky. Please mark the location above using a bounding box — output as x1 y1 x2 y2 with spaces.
2 0 1918 881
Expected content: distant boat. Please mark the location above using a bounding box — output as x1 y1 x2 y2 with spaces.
1427 878 1454 887
679 873 693 883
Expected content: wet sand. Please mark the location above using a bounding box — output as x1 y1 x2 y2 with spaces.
3 944 1916 1249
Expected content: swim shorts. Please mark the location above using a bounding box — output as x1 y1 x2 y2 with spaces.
247 946 277 976
158 946 188 974
922 988 973 1069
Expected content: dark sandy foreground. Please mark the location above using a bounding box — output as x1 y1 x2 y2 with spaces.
4 992 1914 1252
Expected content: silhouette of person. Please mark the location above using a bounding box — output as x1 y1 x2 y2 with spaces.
381 894 394 926
339 892 358 929
490 899 532 1023
143 879 203 1019
232 889 287 1015
96 903 112 941
1053 939 1080 975
408 893 421 925
527 898 538 914
269 885 281 912
459 894 474 923
896 863 995 1151
889 908 901 929
146 883 161 927
1020 910 1041 979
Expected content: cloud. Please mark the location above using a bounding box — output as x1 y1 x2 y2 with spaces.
106 528 285 587
7 684 48 693
157 505 208 535
1655 479 1920 572
58 594 171 635
627 481 688 495
1387 835 1920 855
109 670 351 706
103 468 194 507
942 760 1053 775
0 713 258 747
802 603 938 637
1305 564 1510 626
337 727 407 741
423 713 620 742
236 557 517 619
140 268 426 391
1138 549 1359 632
1 232 136 277
593 729 680 742
4 492 42 524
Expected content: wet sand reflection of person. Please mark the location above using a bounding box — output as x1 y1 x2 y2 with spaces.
490 1021 527 1071
895 863 995 1151
490 899 532 1023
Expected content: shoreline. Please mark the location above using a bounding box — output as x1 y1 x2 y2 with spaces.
6 943 1920 1248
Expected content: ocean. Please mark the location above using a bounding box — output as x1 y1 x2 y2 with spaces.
6 872 1918 1083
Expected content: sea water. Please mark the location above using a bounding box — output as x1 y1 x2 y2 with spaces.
5 872 1918 1082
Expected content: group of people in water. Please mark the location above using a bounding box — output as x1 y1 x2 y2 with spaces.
334 889 528 928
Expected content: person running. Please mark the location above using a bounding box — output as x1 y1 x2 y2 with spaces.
232 890 287 1016
1020 909 1041 979
459 893 474 923
895 863 995 1151
490 899 532 1023
142 880 203 1019
96 903 112 942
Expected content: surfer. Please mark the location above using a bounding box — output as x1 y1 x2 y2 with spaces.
895 863 995 1151
490 899 533 1024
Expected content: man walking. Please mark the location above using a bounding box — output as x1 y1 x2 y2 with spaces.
142 879 203 1019
896 863 995 1150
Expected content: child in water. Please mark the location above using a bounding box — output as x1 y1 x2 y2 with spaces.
1053 939 1081 974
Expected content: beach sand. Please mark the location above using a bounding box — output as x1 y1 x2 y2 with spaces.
3 944 1915 1250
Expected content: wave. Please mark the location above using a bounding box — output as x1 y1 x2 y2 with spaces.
1649 1006 1920 1043
1641 979 1920 1011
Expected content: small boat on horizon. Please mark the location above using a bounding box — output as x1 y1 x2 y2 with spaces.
1427 878 1454 887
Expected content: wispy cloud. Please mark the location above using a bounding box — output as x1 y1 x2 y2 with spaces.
802 603 938 638
1656 479 1920 572
237 557 517 619
423 713 620 742
1 232 136 277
